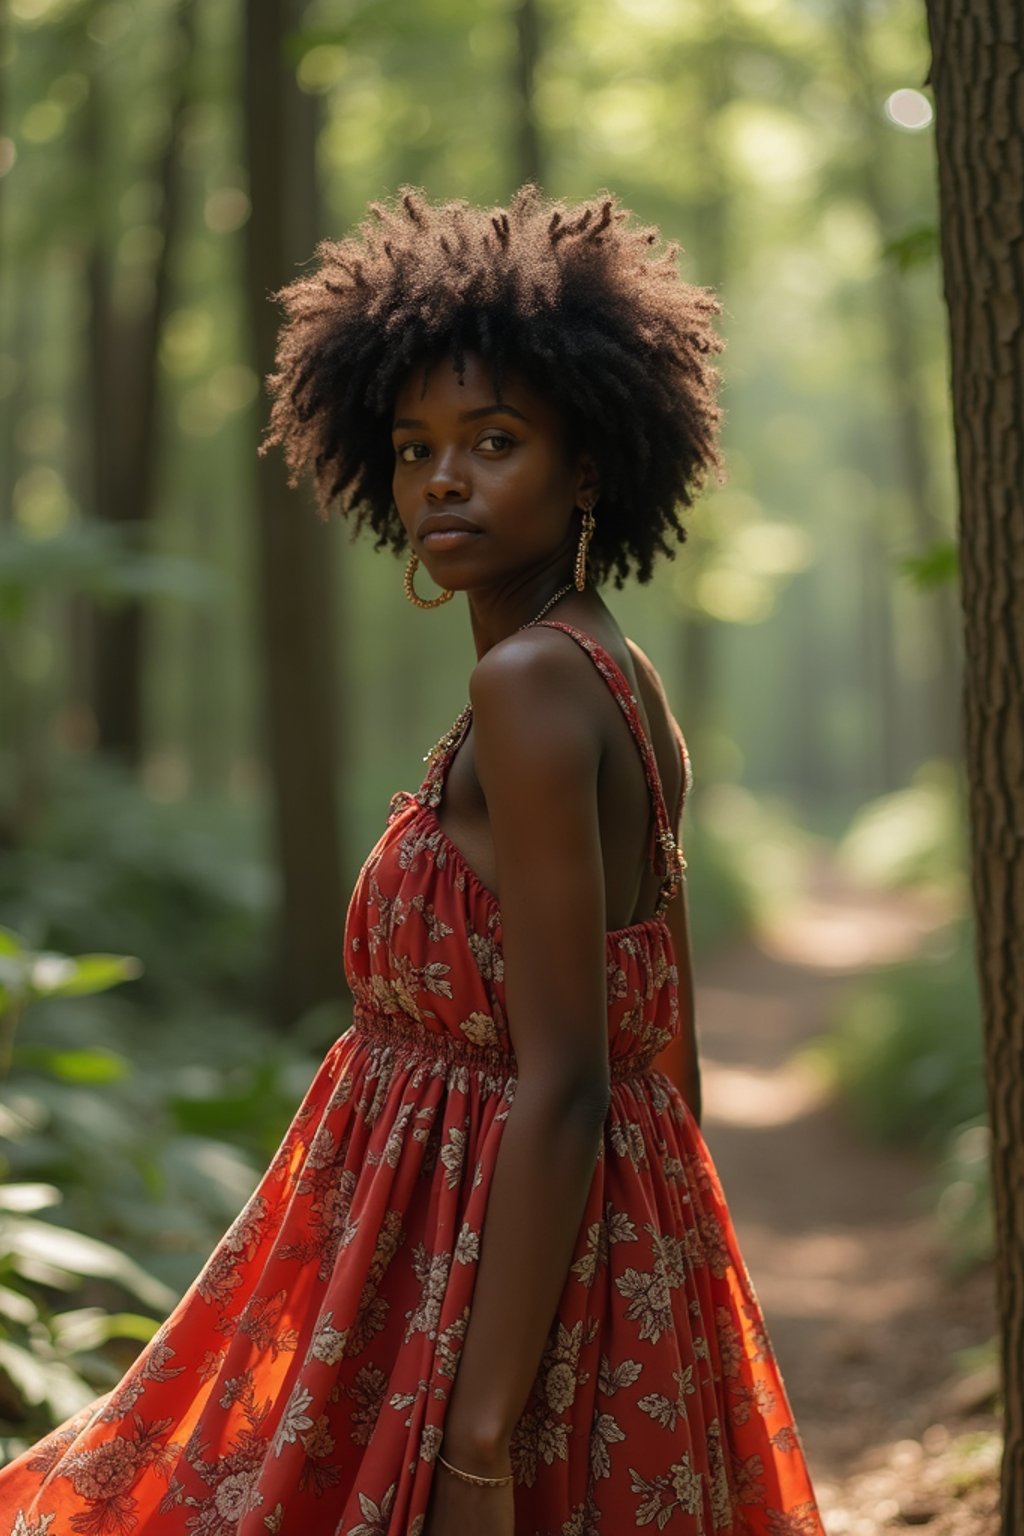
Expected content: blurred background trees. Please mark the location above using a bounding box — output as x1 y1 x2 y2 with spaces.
0 0 994 1495
0 0 961 985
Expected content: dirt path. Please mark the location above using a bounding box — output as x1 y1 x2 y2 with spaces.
695 866 999 1533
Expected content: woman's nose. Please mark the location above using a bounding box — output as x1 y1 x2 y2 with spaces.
426 476 469 502
425 451 469 501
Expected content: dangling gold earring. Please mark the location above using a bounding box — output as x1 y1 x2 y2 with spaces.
574 502 596 591
404 553 455 609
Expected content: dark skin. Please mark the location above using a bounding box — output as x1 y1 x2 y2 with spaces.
391 353 700 1535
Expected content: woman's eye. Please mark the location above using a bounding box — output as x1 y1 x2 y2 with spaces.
396 442 428 463
478 431 514 451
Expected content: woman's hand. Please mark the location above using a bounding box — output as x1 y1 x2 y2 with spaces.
423 1450 515 1536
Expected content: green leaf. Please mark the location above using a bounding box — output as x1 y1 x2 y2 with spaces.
0 1340 95 1419
0 526 219 611
881 224 939 272
29 953 142 999
0 1183 62 1213
0 1284 39 1326
284 25 353 65
3 1219 176 1312
50 1308 162 1354
898 540 959 589
12 1045 130 1084
0 1338 52 1406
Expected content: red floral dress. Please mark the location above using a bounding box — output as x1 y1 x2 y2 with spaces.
1 622 823 1536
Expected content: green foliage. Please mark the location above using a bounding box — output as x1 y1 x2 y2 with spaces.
936 1120 994 1276
0 758 273 1013
0 925 141 1013
898 539 960 590
0 932 172 1438
806 919 991 1267
0 914 334 1439
813 921 982 1148
0 922 142 1079
881 223 940 271
679 810 759 958
689 783 822 941
4 988 329 1293
809 768 989 1268
0 524 221 622
836 760 967 896
0 1175 170 1438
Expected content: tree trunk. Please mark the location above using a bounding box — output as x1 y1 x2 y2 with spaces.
678 16 731 769
843 0 962 773
511 0 544 187
243 0 347 1026
88 0 197 763
925 3 1024 1526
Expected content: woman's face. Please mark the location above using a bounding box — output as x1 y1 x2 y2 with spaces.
391 351 589 593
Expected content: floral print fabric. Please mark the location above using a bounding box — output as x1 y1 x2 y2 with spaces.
0 623 822 1535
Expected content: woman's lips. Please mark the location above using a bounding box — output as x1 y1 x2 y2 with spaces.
421 528 481 549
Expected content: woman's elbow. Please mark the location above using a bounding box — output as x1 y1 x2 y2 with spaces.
519 1062 612 1128
573 1071 613 1126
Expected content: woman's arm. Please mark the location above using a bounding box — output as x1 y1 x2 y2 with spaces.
438 632 611 1477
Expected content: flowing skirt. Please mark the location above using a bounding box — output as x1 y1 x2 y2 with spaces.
1 1015 822 1535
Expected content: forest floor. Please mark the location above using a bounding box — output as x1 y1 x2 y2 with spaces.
697 860 999 1536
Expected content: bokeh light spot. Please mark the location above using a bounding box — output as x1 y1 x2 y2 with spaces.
161 308 214 377
884 89 933 131
12 0 65 21
86 2 133 45
204 186 251 234
14 466 74 537
208 365 259 415
21 100 66 144
297 45 347 94
50 71 89 110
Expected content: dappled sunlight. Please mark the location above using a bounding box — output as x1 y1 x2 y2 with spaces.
758 885 954 971
702 1058 829 1127
741 1224 934 1324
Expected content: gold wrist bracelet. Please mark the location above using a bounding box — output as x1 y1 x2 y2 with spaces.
436 1452 513 1488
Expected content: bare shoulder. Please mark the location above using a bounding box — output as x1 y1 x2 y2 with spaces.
470 625 600 720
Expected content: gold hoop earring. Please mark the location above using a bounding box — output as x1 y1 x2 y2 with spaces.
574 504 596 591
404 553 455 609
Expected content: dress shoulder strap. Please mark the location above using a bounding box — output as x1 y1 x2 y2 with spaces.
533 620 687 913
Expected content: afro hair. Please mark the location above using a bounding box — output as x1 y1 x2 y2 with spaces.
261 185 724 586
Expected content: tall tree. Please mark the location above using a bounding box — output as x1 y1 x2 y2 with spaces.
244 0 347 1026
675 11 733 769
87 0 197 762
925 2 1024 1525
843 0 961 773
511 0 544 187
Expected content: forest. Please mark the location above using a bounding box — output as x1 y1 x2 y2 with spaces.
1 0 1019 1532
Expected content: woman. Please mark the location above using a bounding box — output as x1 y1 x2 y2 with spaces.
1 188 822 1535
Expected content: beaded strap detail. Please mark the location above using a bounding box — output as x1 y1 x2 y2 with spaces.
534 622 688 915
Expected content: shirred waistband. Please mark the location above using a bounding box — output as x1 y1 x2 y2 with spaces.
350 1005 660 1086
